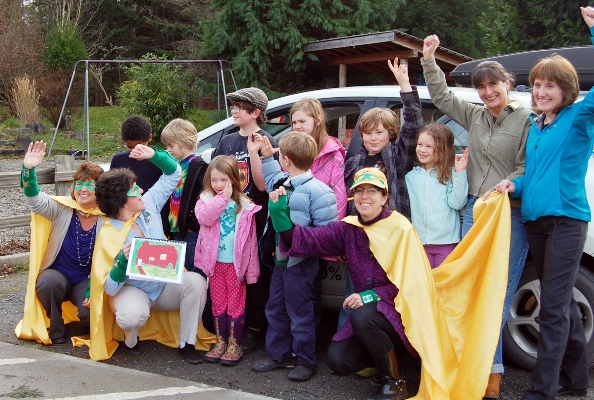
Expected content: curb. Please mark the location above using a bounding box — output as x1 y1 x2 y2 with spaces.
0 252 29 267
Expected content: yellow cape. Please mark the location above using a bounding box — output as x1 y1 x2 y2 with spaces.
15 197 215 360
343 193 510 399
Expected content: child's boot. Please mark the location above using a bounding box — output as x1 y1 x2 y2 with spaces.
221 313 245 366
205 312 228 363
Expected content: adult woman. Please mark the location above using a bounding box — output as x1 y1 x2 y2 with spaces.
16 141 105 345
492 8 594 399
95 144 208 364
421 35 533 397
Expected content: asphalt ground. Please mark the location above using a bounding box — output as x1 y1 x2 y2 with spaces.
1 271 593 399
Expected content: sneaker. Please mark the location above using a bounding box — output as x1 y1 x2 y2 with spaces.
253 357 296 372
288 364 316 381
124 340 142 355
178 343 203 364
242 329 264 354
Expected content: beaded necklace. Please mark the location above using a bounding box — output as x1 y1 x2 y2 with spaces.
74 214 97 267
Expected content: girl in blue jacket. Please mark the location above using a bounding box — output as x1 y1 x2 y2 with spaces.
405 123 468 268
492 7 594 399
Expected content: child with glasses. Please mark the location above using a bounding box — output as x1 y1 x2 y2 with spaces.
405 124 469 268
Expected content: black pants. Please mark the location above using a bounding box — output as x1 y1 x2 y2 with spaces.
524 216 589 400
326 304 403 375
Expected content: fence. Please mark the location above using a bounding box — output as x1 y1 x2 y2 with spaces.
0 155 76 230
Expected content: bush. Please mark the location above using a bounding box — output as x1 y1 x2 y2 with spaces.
44 21 87 72
11 76 42 124
117 54 188 140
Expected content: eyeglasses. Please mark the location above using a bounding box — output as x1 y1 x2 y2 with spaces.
74 180 96 191
127 183 142 197
231 106 243 113
354 187 381 196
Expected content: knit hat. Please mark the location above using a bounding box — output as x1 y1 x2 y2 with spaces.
350 168 388 191
226 87 268 112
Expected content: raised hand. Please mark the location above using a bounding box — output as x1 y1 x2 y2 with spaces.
23 141 46 169
388 57 412 92
247 131 263 154
423 35 440 60
269 186 287 203
581 6 594 28
260 136 279 158
129 144 155 160
222 181 233 200
455 148 469 172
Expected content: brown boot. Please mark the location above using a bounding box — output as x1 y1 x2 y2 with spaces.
483 373 502 399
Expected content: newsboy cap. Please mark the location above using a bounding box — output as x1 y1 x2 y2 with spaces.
226 87 268 112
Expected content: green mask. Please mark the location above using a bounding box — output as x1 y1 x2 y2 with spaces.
74 180 96 191
127 183 141 197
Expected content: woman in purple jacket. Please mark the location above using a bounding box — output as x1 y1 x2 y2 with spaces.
268 168 411 400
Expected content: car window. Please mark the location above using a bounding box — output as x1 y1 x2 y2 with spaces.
436 116 469 153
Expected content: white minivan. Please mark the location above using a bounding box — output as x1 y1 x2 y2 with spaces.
196 85 594 371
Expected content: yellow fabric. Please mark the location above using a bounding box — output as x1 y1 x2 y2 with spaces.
343 193 510 399
15 196 215 360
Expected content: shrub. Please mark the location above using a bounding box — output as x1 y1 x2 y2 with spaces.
11 76 42 124
4 118 20 128
43 21 87 72
117 54 188 140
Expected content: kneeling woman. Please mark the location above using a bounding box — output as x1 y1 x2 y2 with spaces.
268 168 413 400
95 144 207 364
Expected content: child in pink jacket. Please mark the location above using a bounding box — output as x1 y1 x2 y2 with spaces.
194 155 261 366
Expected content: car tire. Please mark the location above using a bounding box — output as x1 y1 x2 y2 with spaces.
502 261 594 370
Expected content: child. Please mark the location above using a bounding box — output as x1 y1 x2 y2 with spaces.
252 131 337 382
110 115 162 193
344 58 424 220
214 87 277 353
405 124 469 268
194 155 261 366
289 98 347 331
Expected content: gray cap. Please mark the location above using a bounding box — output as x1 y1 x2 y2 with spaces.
226 87 268 112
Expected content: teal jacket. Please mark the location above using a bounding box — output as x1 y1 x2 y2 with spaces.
512 29 594 223
405 166 468 245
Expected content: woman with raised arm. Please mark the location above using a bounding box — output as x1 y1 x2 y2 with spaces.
16 141 105 345
421 32 533 398
491 8 594 399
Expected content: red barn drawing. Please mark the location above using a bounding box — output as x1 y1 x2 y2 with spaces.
136 241 178 272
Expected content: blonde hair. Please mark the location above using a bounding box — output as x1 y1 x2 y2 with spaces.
160 118 199 151
358 107 400 140
418 123 455 184
278 131 318 171
529 54 579 115
203 155 248 213
290 98 328 155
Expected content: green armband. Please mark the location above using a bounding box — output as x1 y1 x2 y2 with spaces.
21 166 40 197
84 278 91 299
268 194 294 232
359 290 380 304
109 252 129 283
150 147 177 175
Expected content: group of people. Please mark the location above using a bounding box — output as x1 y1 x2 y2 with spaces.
14 6 594 400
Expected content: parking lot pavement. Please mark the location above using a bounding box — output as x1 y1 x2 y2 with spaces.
0 341 277 400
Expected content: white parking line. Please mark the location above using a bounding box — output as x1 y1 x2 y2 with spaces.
0 358 36 365
49 385 223 400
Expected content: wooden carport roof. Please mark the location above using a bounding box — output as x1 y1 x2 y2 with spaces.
304 30 473 84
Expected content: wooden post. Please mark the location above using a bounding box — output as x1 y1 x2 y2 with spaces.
54 155 75 196
338 64 347 142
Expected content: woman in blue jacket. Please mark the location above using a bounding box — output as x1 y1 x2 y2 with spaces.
493 7 594 399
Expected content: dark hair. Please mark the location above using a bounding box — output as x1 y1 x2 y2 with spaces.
121 115 152 142
95 168 137 218
70 162 104 199
471 61 515 88
529 54 579 114
417 123 455 184
231 100 268 125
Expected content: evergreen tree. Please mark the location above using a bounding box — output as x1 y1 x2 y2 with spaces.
201 0 405 91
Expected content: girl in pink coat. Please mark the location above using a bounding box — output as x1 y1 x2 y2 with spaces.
194 155 261 366
289 98 347 330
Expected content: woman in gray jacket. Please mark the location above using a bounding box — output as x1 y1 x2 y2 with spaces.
421 36 532 398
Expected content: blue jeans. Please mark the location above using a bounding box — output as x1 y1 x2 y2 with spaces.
462 195 529 374
524 217 588 400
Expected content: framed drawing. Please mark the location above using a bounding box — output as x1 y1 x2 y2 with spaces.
126 238 186 284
